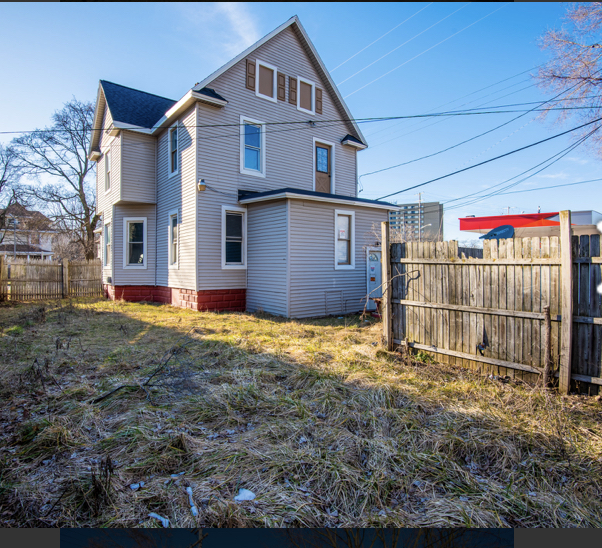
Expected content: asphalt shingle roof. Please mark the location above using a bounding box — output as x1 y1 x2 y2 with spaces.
238 188 398 208
100 80 177 129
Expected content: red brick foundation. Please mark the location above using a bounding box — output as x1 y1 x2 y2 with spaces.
103 285 246 312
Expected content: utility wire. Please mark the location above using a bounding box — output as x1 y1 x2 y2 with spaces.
337 3 470 86
344 2 511 99
330 3 434 72
376 116 602 200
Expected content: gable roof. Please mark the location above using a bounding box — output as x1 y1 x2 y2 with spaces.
101 80 177 129
190 15 367 146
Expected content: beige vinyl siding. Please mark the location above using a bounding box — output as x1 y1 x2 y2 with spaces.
121 131 156 204
196 26 358 290
111 203 156 285
246 200 288 316
97 107 120 218
156 107 197 290
288 200 387 318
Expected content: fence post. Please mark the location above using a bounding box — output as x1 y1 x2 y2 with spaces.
381 221 392 350
543 305 552 387
62 259 70 298
559 210 573 395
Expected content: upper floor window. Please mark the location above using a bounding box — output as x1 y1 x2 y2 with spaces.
105 150 111 192
297 77 315 115
255 60 277 103
168 123 178 177
123 217 147 269
240 116 266 178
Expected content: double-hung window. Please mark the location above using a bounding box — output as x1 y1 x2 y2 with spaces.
123 217 147 268
222 206 246 269
168 123 178 176
240 116 266 177
104 223 111 267
334 210 355 270
168 210 178 268
105 150 111 192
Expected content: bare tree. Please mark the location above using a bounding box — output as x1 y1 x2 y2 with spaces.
0 145 22 246
535 3 602 155
11 98 99 259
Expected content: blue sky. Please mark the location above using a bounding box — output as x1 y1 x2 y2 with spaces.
1 2 600 241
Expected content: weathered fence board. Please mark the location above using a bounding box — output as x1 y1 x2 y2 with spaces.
386 213 602 395
0 258 102 301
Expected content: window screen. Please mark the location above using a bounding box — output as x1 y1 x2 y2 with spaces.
170 127 178 173
244 124 261 171
258 65 274 98
225 212 243 264
300 81 312 111
170 215 178 265
105 224 111 266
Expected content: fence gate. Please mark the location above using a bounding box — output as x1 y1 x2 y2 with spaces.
0 258 102 301
381 211 602 395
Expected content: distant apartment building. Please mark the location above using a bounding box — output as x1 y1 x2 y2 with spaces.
389 201 444 241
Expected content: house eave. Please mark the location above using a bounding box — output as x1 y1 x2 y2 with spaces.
341 138 368 150
240 191 399 211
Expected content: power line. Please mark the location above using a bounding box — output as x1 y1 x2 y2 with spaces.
330 3 434 72
376 115 602 200
337 2 470 86
495 176 602 196
344 2 511 99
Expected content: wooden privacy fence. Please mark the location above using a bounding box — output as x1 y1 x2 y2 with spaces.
0 258 103 301
381 211 602 395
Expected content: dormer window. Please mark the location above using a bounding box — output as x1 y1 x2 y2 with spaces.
255 60 277 103
168 123 179 177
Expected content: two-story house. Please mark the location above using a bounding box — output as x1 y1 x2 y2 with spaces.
0 202 56 260
88 16 399 318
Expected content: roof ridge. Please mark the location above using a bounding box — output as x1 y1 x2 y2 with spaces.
100 80 176 103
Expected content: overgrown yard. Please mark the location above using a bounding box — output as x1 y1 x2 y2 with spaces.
0 299 601 528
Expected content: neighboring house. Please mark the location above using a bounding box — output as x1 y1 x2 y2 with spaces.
88 16 399 318
0 202 56 260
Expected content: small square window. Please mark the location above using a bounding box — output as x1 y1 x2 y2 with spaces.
297 77 315 115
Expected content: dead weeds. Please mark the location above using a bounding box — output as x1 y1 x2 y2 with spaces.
0 299 601 528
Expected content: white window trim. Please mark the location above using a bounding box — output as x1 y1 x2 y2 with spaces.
313 138 336 193
123 217 147 269
334 209 355 270
168 209 179 270
297 76 316 115
240 115 266 178
255 59 278 103
168 122 179 178
104 150 111 194
221 205 247 270
104 222 111 267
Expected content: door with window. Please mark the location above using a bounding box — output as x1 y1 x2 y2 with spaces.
315 143 332 193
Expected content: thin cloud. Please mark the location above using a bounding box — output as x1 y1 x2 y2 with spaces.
535 172 568 179
565 156 589 165
173 2 261 64
214 2 262 57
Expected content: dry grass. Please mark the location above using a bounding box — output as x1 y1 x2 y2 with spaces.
0 298 601 528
